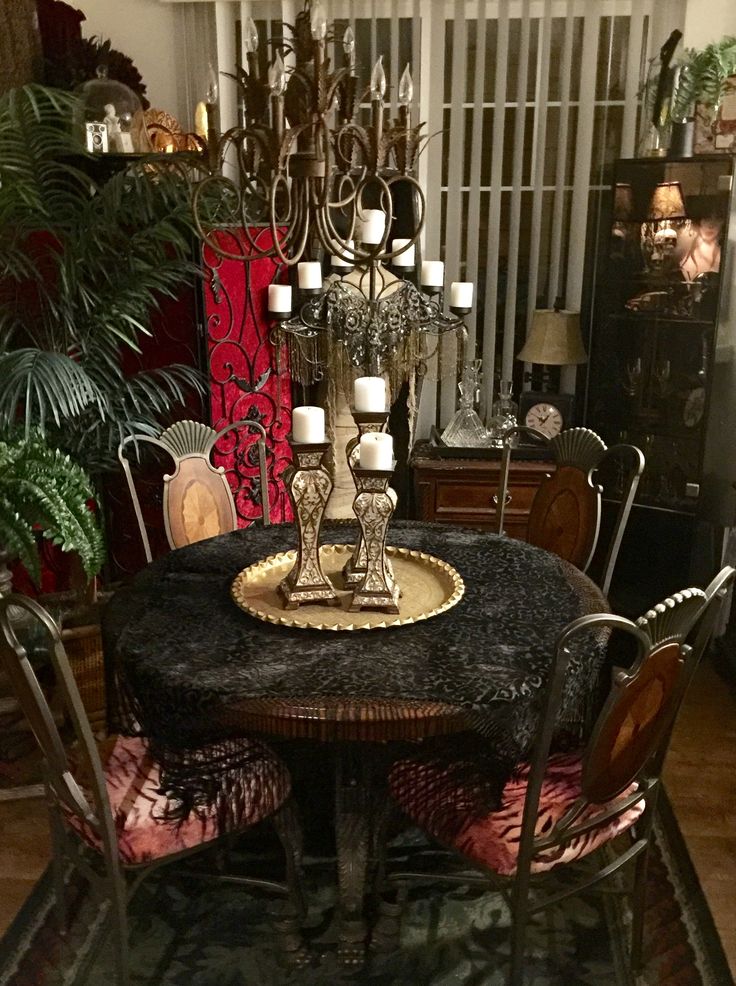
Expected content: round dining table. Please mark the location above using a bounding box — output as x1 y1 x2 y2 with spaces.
103 520 608 962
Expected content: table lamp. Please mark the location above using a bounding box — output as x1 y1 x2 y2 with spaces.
648 181 686 221
516 302 587 434
644 180 687 271
517 303 588 370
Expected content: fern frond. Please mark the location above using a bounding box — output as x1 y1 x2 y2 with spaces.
0 432 104 581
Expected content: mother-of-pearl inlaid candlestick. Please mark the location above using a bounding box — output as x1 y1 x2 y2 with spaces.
343 409 390 587
279 437 339 609
349 462 400 613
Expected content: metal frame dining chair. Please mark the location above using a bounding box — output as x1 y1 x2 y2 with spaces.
118 418 270 564
495 425 645 596
387 565 734 986
0 594 305 986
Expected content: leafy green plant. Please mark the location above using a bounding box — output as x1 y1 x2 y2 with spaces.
0 85 205 473
671 36 736 122
0 433 105 583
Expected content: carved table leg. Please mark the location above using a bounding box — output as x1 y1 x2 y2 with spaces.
334 745 373 967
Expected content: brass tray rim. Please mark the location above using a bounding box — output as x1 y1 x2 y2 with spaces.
230 542 465 632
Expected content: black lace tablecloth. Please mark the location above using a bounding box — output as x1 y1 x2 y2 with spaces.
103 521 608 813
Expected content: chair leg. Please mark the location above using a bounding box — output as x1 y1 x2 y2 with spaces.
110 893 130 986
630 846 650 972
107 870 130 986
47 804 68 939
509 874 531 986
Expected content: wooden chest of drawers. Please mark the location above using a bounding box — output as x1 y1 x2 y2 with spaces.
411 445 553 540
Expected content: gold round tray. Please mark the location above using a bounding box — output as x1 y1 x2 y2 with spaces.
231 543 465 631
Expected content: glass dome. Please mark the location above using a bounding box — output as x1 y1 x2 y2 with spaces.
76 66 151 153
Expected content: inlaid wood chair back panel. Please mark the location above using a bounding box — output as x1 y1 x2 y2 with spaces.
525 465 601 570
119 418 270 564
164 456 237 550
497 426 644 596
583 639 683 803
582 586 707 804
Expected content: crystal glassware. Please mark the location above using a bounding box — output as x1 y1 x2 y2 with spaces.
486 379 519 448
441 359 486 447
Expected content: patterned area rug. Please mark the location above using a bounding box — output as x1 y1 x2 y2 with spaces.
0 794 730 986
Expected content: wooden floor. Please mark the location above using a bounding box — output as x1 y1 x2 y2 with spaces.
664 657 736 976
0 660 734 977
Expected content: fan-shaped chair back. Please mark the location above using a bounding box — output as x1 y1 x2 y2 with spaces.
497 425 644 596
387 566 734 986
521 567 734 864
118 419 270 564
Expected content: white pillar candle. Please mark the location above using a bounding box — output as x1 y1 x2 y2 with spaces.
391 238 415 267
297 261 322 290
292 406 325 443
268 283 292 312
354 376 386 412
359 432 393 470
421 260 444 287
360 209 386 245
332 239 355 268
450 281 474 308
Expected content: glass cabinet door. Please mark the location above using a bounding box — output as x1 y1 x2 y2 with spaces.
586 157 733 512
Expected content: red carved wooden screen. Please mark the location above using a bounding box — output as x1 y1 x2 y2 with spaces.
202 229 293 525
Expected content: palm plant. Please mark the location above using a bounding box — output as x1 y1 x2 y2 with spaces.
0 85 205 473
0 432 105 586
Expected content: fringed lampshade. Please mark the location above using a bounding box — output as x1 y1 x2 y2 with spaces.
517 308 588 365
648 181 686 221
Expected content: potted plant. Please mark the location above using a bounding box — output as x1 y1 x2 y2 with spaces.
0 431 104 595
670 36 736 153
0 85 205 474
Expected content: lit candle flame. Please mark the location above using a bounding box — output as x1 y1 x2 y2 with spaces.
268 51 287 97
244 16 259 54
206 63 218 105
371 56 386 99
310 0 327 41
399 64 413 106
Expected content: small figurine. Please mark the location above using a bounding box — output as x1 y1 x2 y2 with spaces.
103 102 134 153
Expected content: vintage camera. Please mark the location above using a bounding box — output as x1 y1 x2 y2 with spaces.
85 122 109 154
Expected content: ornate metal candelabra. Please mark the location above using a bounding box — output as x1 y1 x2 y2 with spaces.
343 410 389 587
349 465 400 614
279 440 339 609
192 1 474 386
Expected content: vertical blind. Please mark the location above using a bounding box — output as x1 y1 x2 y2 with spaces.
182 0 655 429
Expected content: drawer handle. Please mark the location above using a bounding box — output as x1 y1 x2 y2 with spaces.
491 492 512 508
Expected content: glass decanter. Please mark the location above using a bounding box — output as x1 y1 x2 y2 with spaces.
441 360 487 447
486 379 519 448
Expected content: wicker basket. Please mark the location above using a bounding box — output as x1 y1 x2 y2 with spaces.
60 623 107 735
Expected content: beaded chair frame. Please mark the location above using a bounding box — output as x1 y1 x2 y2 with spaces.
388 565 735 986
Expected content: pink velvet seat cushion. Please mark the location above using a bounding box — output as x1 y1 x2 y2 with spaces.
389 751 645 876
67 735 291 865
